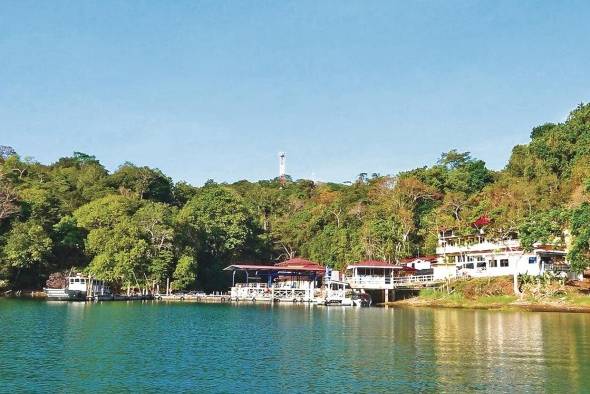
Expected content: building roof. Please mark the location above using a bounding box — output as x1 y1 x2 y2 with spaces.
224 258 325 273
399 255 437 263
347 260 401 269
274 258 324 270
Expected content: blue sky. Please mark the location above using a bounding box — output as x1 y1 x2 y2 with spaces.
1 1 589 185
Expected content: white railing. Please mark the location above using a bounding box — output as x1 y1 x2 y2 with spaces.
345 275 391 285
392 275 434 285
230 282 315 301
347 274 436 289
436 239 521 255
233 283 268 288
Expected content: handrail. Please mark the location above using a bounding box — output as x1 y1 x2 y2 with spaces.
348 274 436 286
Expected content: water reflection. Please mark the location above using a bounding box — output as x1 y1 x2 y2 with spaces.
1 300 589 392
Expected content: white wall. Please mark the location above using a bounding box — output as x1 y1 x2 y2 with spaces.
456 252 543 278
433 265 456 280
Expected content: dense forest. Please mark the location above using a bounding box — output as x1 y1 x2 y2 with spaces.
1 103 590 292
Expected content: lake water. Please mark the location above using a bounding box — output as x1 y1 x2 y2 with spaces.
1 299 589 393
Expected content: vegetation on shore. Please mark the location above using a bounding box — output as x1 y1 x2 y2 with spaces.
1 103 590 292
391 276 590 311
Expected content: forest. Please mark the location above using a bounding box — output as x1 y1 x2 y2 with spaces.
1 103 590 292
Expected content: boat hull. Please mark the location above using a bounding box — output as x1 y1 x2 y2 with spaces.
44 288 87 301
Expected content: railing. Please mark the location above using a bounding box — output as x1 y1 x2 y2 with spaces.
347 274 437 288
392 275 434 285
233 283 268 288
436 239 521 255
346 275 391 285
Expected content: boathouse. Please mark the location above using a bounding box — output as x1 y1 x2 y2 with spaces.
345 260 436 303
224 258 325 302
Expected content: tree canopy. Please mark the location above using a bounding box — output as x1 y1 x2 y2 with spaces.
1 103 590 291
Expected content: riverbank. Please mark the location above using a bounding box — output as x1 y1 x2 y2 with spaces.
386 276 590 313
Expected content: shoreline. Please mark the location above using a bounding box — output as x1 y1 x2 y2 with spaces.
384 298 590 313
5 292 590 313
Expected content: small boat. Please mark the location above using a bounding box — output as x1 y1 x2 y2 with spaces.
44 274 112 301
315 280 371 306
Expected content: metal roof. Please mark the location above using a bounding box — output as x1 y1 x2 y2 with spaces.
346 260 401 269
224 258 325 273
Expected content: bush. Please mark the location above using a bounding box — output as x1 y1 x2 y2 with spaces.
45 272 67 289
452 277 514 299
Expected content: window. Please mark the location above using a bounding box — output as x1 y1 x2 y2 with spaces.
74 278 80 283
80 279 85 284
467 256 474 262
529 257 537 265
477 256 485 262
464 263 474 269
489 260 498 268
500 259 509 268
476 262 486 269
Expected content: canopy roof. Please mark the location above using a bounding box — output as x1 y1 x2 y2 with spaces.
224 258 325 273
399 255 438 264
346 260 401 269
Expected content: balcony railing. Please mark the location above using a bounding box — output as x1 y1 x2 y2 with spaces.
347 274 436 288
436 239 521 255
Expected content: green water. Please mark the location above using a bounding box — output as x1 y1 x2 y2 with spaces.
1 300 589 393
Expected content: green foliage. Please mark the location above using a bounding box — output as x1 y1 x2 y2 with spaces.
109 163 173 203
172 255 197 290
568 203 590 272
3 221 52 269
1 103 590 291
177 185 253 258
519 209 567 251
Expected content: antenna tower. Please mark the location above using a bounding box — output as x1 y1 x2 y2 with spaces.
279 152 286 185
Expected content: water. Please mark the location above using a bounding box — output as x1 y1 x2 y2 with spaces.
1 300 589 393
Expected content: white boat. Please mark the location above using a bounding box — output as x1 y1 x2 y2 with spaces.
44 274 112 301
315 280 371 306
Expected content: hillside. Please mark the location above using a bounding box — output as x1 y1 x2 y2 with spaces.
1 103 590 291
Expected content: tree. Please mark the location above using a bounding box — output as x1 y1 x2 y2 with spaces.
0 172 19 221
0 146 17 160
2 221 53 286
177 185 256 290
109 163 174 203
172 181 199 206
569 203 590 273
177 185 253 258
172 255 197 290
74 195 140 230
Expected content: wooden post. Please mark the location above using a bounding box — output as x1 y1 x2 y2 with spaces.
384 289 389 304
166 277 170 295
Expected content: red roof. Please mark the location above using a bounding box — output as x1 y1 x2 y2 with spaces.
399 255 437 263
224 258 325 273
347 260 400 269
274 258 324 270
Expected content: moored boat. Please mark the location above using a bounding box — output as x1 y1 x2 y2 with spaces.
44 274 112 301
315 279 371 306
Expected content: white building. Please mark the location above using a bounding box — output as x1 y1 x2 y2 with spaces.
401 255 456 280
436 228 573 279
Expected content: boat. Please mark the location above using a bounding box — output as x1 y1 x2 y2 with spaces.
315 279 371 306
44 274 112 301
